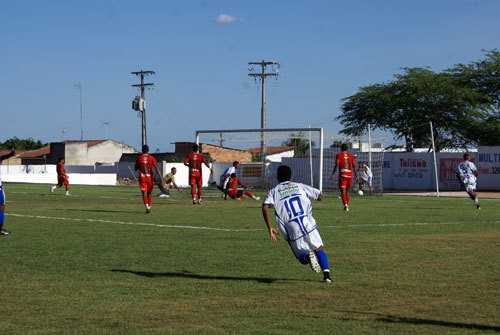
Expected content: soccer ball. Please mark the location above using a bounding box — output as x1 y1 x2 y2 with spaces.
357 190 364 196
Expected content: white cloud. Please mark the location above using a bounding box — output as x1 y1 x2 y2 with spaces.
214 14 243 24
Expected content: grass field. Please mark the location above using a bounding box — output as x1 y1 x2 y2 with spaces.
1 183 499 334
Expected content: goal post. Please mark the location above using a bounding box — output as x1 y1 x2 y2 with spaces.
196 127 324 191
195 128 384 194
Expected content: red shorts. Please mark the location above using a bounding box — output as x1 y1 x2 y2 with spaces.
339 177 353 190
139 181 154 193
57 176 69 186
189 174 202 187
228 190 243 199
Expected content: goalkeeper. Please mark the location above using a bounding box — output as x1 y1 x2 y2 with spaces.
158 167 182 198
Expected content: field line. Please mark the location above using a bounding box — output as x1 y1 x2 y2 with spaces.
6 213 500 232
5 213 263 232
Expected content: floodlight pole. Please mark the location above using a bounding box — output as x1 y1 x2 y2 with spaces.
75 82 83 141
131 70 155 147
248 60 279 162
429 121 440 197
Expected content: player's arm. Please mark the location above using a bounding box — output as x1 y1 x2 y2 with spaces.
262 204 278 242
330 162 338 180
456 172 464 186
317 194 323 201
0 148 16 161
152 164 165 186
203 158 213 174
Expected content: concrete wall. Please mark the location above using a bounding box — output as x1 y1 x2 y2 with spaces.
1 165 117 186
87 141 136 164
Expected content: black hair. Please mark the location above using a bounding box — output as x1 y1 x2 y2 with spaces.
230 173 236 178
58 157 65 163
142 145 149 153
233 161 239 166
192 143 199 152
341 143 348 151
171 167 176 172
277 165 292 182
463 153 470 160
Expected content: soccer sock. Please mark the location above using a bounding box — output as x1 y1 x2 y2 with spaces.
469 193 477 201
341 194 346 206
346 194 350 205
142 195 148 206
191 187 196 199
0 210 4 229
245 191 253 198
315 249 329 271
197 187 202 199
148 195 152 206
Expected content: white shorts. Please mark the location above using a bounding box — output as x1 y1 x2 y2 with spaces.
462 176 477 194
289 228 324 260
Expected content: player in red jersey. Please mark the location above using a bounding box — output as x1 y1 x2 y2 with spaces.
184 143 212 204
225 173 260 201
135 145 164 214
50 158 70 196
330 143 358 211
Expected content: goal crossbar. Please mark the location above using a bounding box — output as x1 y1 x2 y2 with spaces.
196 127 325 191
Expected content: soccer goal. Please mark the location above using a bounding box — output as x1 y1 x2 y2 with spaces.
195 128 384 194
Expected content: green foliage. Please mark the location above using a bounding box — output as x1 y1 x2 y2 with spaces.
1 137 47 150
281 132 315 156
337 50 500 149
1 183 499 334
330 140 353 149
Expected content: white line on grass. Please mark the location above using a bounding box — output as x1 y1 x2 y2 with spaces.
5 213 263 232
6 213 500 232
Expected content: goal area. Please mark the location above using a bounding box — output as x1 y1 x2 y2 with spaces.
196 128 384 194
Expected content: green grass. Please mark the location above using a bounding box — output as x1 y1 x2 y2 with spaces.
1 183 499 334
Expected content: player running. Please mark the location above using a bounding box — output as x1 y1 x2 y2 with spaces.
1 148 16 235
135 145 164 214
262 165 332 283
456 153 480 210
184 143 212 204
357 161 373 195
225 173 260 200
330 143 358 211
50 158 70 195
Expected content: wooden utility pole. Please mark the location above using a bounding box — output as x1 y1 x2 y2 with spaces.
131 70 155 147
248 60 279 162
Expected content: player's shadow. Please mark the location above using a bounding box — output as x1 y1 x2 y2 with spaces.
341 310 500 332
111 269 301 284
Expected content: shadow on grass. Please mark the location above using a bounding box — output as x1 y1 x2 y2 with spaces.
343 310 500 332
111 269 303 284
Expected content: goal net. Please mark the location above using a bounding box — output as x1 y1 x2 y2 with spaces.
196 128 384 194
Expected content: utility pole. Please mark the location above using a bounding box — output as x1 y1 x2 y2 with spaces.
248 60 279 162
75 82 83 141
131 70 155 147
102 121 111 139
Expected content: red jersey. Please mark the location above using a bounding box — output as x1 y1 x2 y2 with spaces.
336 151 356 178
184 153 206 177
135 154 158 183
226 177 242 193
56 163 66 177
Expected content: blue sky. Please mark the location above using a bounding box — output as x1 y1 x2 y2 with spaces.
1 0 499 152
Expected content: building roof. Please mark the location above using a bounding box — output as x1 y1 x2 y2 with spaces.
247 146 295 155
18 147 51 158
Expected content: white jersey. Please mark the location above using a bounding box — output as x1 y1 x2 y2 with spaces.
456 160 477 185
219 166 236 186
263 181 322 242
359 164 372 181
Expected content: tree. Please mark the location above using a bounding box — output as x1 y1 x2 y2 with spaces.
337 61 496 150
1 137 47 150
281 132 315 156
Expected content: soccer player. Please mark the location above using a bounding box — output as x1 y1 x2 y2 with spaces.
158 167 182 198
225 173 260 200
50 158 70 195
456 153 480 210
135 145 164 214
1 148 16 235
184 143 212 204
330 143 359 211
357 161 373 195
262 165 332 283
217 161 239 196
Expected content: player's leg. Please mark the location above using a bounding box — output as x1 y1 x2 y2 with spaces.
0 185 10 235
196 176 203 204
244 191 260 200
466 183 480 209
289 237 324 278
368 177 373 195
64 178 70 195
339 179 348 210
344 178 353 209
189 176 197 204
305 230 331 282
